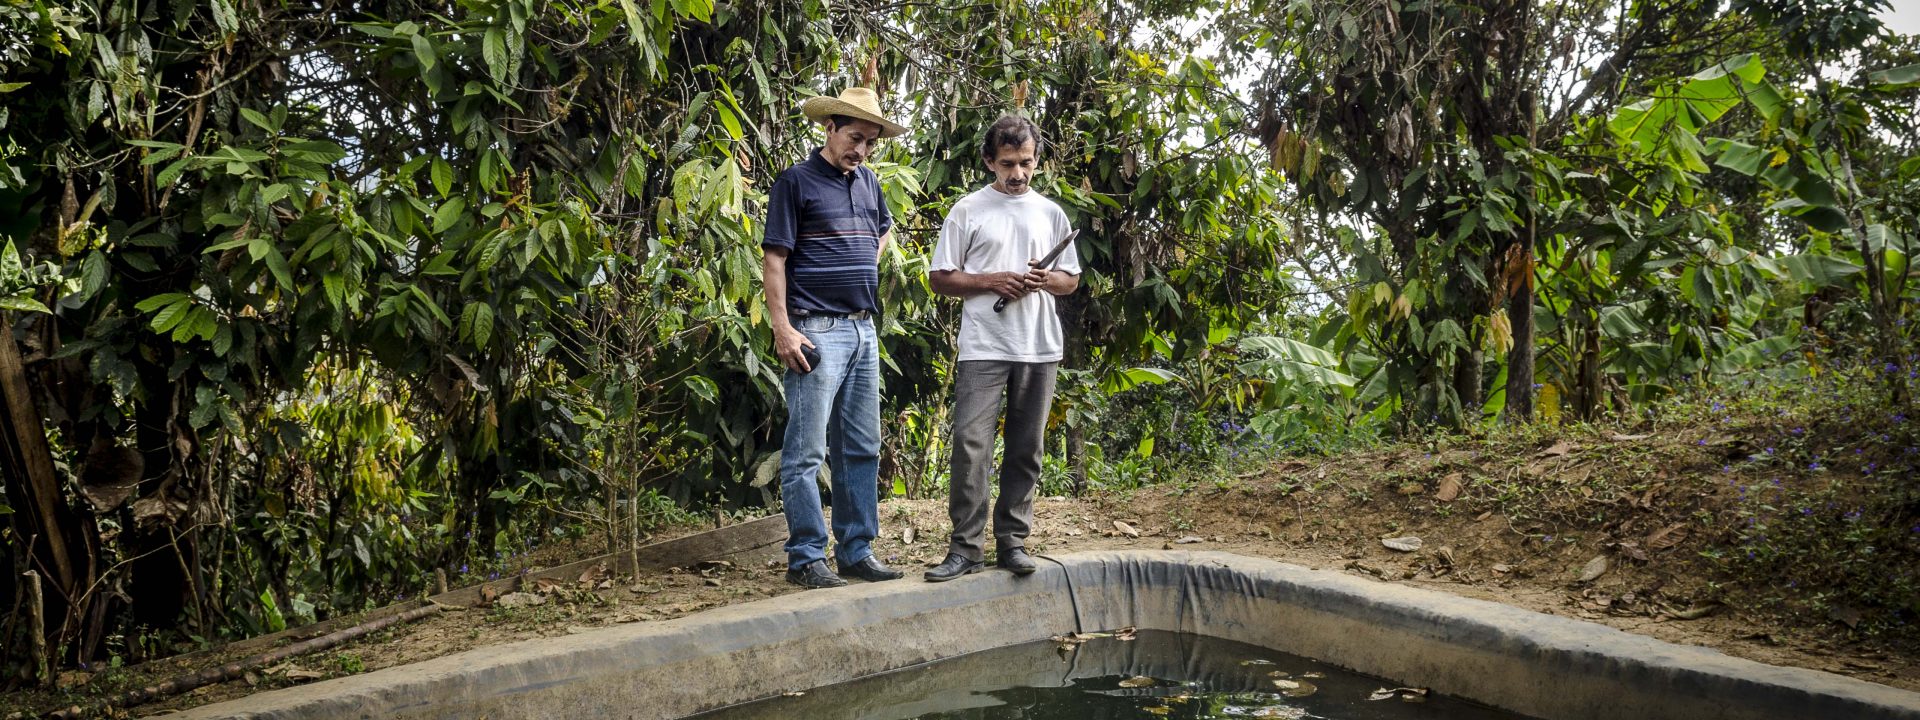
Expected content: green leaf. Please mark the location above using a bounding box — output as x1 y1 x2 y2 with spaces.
433 198 466 234
135 292 190 312
1708 138 1767 176
1868 63 1920 88
684 375 719 404
240 108 274 132
411 32 437 73
1772 254 1864 287
149 298 191 332
715 104 743 140
263 247 294 289
155 158 191 187
258 588 285 633
460 302 494 349
0 295 50 313
1100 366 1182 394
0 82 27 94
431 158 453 198
323 272 346 310
76 251 108 302
483 28 509 84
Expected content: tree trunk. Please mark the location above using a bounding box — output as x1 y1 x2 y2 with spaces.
0 312 96 666
1504 280 1536 424
1453 348 1483 424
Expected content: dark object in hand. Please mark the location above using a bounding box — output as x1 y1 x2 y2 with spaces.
800 344 820 373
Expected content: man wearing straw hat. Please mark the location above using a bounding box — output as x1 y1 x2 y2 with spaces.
762 87 910 589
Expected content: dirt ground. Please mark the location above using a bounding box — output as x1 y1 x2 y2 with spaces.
16 434 1920 718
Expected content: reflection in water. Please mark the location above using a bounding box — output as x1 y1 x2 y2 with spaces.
687 631 1539 720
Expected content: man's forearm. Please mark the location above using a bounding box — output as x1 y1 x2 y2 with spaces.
1044 271 1079 296
763 251 793 331
928 270 991 298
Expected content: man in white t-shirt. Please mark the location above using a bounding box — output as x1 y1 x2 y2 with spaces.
924 115 1081 581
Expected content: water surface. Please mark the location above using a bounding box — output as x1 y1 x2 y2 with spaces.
688 630 1539 719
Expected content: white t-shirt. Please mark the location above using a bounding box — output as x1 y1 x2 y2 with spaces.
929 185 1082 363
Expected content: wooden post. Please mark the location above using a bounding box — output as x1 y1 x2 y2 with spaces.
25 570 47 687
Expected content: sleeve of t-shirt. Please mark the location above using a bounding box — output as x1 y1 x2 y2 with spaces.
928 199 969 273
1051 205 1082 275
762 171 798 251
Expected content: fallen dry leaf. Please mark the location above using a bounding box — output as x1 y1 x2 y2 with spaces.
902 525 917 544
1381 536 1424 552
1609 433 1652 441
1538 440 1574 457
1174 535 1205 544
1119 675 1157 688
1435 473 1463 502
1576 555 1609 583
1646 523 1689 549
1113 520 1141 538
1668 604 1719 621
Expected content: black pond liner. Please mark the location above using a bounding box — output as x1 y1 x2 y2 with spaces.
158 551 1920 720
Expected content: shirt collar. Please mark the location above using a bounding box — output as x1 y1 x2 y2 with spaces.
807 148 852 179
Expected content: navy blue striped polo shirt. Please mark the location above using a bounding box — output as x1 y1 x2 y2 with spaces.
762 149 892 315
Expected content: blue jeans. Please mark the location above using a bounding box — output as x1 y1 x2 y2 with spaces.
779 315 881 571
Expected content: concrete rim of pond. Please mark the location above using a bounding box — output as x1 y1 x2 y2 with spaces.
155 550 1920 720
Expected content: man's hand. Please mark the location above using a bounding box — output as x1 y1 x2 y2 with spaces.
1023 261 1050 291
982 270 1034 300
773 324 816 373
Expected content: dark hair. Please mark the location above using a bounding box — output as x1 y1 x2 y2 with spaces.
980 115 1042 161
826 114 884 135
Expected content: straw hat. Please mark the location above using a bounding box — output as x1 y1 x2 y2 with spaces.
799 87 910 138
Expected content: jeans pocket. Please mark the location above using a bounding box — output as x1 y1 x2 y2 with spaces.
799 315 840 334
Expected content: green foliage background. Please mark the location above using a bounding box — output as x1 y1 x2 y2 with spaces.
0 0 1915 674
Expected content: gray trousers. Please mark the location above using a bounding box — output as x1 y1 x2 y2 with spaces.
947 360 1059 561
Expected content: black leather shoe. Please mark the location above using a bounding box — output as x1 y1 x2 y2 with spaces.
924 553 984 582
997 547 1037 575
785 560 847 589
839 555 904 582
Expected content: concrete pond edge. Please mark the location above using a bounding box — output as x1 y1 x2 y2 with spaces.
156 550 1920 720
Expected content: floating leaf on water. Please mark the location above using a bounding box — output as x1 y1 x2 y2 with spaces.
1119 675 1157 688
1370 686 1428 701
1381 536 1424 552
1267 670 1291 678
1272 679 1318 697
1239 658 1276 666
781 691 805 697
1576 555 1609 583
1299 672 1324 679
1251 707 1308 719
1114 520 1141 538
